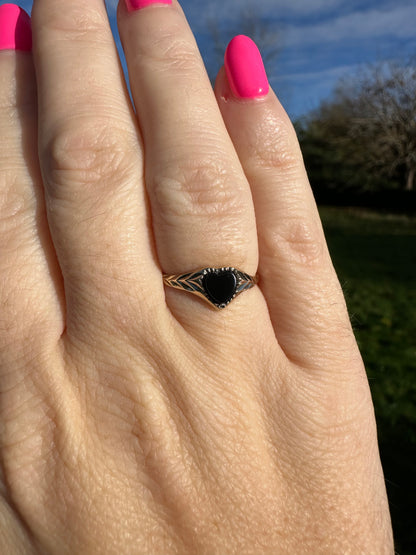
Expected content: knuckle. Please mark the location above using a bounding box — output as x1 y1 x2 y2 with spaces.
0 84 20 112
256 136 298 173
36 3 109 43
149 157 249 223
262 217 326 269
42 119 135 197
156 38 200 74
250 112 302 173
0 173 36 240
135 23 201 75
0 173 29 223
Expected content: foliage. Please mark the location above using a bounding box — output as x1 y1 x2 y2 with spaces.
298 59 416 198
320 207 416 555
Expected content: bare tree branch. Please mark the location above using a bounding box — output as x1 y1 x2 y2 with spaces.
305 59 416 191
204 6 282 84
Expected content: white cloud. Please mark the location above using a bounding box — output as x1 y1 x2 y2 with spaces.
275 63 364 115
102 1 416 54
181 0 346 20
279 63 362 83
278 4 416 46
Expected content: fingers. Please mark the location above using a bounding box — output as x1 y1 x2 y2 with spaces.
31 0 163 335
0 5 63 364
117 1 260 318
215 36 357 370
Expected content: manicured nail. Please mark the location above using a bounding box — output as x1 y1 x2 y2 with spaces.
0 4 32 52
125 0 172 12
225 35 269 99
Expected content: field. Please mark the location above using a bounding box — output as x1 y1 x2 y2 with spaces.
319 206 416 555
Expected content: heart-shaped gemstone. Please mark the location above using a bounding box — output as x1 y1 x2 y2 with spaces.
202 269 237 307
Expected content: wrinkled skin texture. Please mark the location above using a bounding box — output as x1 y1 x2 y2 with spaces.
0 1 393 554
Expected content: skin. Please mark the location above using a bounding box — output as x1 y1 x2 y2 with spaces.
0 1 394 554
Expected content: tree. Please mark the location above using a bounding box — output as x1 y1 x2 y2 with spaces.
338 61 416 191
299 59 416 193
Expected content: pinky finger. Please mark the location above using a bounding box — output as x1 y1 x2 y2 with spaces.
215 36 358 373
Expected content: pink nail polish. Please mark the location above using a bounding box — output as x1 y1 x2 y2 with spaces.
0 4 32 52
225 35 269 99
125 0 172 12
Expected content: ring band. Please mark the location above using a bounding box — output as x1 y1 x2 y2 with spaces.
162 267 259 310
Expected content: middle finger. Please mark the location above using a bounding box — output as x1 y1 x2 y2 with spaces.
32 0 162 334
118 0 260 317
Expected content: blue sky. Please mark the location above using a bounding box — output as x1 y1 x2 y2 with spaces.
17 0 416 118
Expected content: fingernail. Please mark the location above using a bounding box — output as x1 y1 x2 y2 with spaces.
0 4 32 52
125 0 172 12
225 35 269 99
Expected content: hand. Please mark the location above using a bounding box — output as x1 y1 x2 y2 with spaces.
0 1 393 554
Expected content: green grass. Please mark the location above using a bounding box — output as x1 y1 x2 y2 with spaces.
319 206 416 555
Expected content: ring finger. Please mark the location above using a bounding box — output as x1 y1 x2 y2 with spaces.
117 0 261 323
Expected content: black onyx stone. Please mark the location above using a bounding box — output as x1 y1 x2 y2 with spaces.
202 270 237 307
